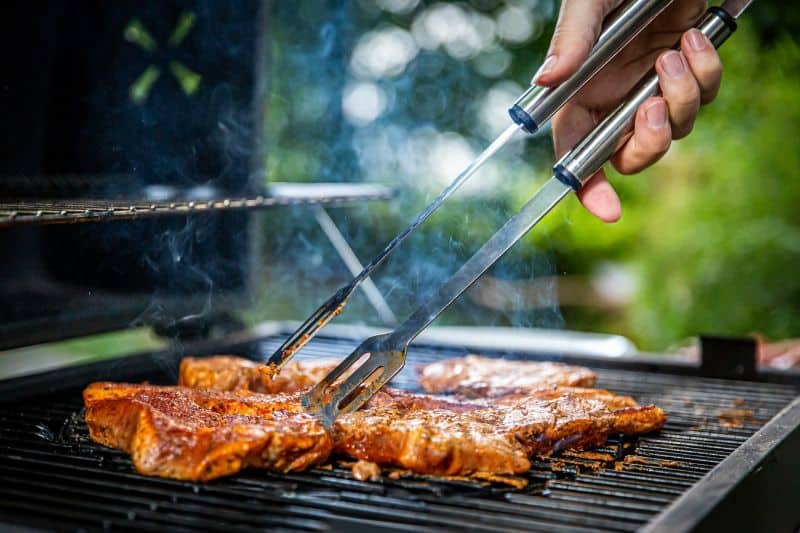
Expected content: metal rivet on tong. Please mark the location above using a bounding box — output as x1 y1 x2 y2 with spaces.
150 204 156 211
256 195 264 204
188 201 196 209
9 211 17 219
129 206 136 213
36 210 43 217
223 199 231 207
60 210 68 216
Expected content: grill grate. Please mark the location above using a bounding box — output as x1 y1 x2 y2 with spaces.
0 335 797 531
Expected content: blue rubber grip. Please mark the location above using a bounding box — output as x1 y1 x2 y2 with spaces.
553 163 582 192
508 104 538 134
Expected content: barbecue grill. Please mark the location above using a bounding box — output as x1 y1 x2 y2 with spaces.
2 1 799 532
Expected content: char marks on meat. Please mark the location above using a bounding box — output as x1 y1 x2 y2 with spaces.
418 355 597 397
83 382 332 481
179 356 338 393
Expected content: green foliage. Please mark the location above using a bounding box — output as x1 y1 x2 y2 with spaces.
259 4 800 353
561 23 800 349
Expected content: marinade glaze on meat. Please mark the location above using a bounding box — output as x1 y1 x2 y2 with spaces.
84 355 666 481
83 383 332 481
179 356 339 394
418 355 598 397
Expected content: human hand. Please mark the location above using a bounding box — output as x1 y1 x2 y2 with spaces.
537 0 723 222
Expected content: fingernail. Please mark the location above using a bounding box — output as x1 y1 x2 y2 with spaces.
661 51 685 78
687 29 707 51
533 55 557 83
646 100 667 128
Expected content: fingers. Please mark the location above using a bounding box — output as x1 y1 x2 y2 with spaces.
553 102 622 222
656 50 700 139
654 29 723 139
576 170 622 223
610 97 672 175
552 101 595 159
534 0 624 86
682 29 723 104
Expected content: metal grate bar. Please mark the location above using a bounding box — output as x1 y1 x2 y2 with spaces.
0 184 394 228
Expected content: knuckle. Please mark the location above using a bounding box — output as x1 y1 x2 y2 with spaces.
702 57 724 82
671 120 695 140
667 77 701 107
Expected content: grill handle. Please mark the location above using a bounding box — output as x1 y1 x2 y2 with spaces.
553 7 737 190
509 0 674 134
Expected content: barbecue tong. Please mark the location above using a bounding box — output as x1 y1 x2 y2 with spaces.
300 0 753 427
269 0 673 369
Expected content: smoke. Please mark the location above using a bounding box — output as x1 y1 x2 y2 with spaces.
259 0 565 332
131 218 215 330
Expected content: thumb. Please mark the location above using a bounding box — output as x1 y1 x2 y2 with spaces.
534 0 624 86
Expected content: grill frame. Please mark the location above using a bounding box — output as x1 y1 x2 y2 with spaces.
0 326 798 532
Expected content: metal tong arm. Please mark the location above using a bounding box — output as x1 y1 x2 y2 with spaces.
384 182 569 349
510 0 674 133
554 6 739 189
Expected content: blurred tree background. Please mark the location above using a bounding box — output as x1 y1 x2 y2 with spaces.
255 0 800 353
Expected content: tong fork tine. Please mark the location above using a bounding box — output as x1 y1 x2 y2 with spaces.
302 334 405 427
266 287 350 369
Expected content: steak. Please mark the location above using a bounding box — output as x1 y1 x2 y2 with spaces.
418 355 597 397
84 356 665 481
179 355 339 393
333 387 665 476
83 382 332 481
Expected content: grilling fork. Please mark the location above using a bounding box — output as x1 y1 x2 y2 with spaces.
304 0 754 427
268 0 675 371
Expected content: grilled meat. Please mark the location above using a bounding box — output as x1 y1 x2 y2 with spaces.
84 382 664 480
179 356 338 393
83 382 332 481
418 355 597 397
333 387 666 476
85 355 665 481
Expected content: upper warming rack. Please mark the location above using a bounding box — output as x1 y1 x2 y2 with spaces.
0 183 394 228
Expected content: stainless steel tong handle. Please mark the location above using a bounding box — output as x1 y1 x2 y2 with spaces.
510 0 674 133
554 7 739 189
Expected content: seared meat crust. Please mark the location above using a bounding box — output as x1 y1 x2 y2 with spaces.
179 356 338 393
85 357 665 481
334 387 666 476
418 355 597 397
83 382 332 481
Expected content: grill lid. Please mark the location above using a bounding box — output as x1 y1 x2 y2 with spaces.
0 2 393 350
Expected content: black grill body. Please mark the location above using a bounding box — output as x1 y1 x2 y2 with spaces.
1 332 798 532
